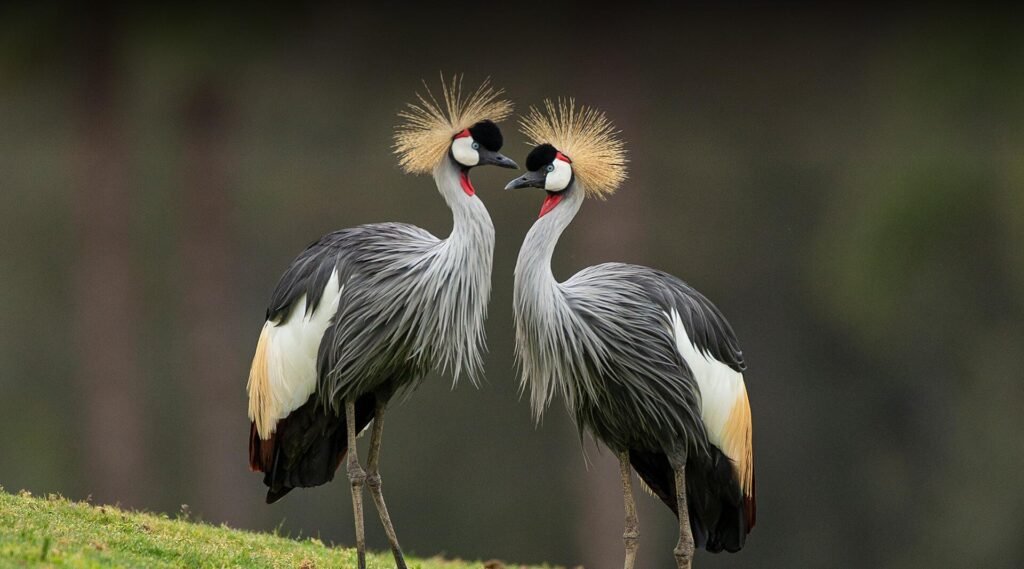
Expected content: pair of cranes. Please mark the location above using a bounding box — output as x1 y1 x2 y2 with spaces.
246 78 755 569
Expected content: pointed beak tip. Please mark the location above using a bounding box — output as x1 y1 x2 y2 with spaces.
506 170 545 190
504 179 522 190
496 155 518 169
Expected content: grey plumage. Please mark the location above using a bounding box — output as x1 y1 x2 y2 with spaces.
515 186 742 455
270 158 493 406
249 156 496 530
511 101 753 568
513 181 754 561
247 79 515 569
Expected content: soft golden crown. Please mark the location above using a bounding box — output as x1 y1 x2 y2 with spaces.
393 75 513 175
519 98 627 198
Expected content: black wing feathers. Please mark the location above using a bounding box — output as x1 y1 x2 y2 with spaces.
257 224 437 500
266 231 349 322
630 448 750 553
262 393 376 503
644 268 745 373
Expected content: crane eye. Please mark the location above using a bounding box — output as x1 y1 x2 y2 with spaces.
471 142 480 150
545 164 555 173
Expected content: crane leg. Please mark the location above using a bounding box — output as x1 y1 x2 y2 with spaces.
365 400 407 569
345 400 367 569
619 452 640 569
673 464 695 569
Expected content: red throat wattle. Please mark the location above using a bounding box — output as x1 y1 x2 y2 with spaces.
539 193 562 218
459 170 475 196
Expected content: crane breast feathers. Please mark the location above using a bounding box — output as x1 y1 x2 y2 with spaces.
248 269 343 439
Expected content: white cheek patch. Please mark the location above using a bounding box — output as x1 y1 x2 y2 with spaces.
451 136 480 167
544 158 572 191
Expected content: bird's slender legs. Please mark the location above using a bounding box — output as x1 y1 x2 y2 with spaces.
673 464 695 569
345 400 367 569
619 452 640 569
366 401 407 569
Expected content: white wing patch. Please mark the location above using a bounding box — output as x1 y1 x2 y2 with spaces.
668 309 743 448
248 269 342 439
668 309 754 495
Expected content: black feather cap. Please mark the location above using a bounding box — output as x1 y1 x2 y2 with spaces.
466 120 504 152
525 143 558 172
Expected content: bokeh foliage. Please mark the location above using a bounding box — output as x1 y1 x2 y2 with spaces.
1 5 1021 569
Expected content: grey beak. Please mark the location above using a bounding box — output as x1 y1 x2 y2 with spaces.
479 150 519 169
505 170 546 190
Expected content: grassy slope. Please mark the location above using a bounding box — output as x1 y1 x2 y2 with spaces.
0 488 550 568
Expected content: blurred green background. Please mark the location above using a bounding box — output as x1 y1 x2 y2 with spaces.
2 3 1023 568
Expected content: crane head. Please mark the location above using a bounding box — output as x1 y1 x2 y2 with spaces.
393 75 514 175
511 99 627 200
450 120 518 170
504 143 573 192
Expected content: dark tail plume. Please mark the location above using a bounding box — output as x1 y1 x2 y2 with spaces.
249 394 376 504
629 447 754 553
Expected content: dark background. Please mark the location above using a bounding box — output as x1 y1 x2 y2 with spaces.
2 4 1023 568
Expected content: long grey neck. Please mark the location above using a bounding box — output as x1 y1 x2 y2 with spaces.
433 157 494 246
514 184 585 291
424 157 494 387
513 183 588 417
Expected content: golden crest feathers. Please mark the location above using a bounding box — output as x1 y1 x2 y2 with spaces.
519 99 627 198
393 75 513 175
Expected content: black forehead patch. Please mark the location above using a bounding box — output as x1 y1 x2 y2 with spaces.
526 143 558 171
467 120 503 152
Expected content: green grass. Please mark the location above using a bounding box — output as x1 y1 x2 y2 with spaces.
0 488 550 568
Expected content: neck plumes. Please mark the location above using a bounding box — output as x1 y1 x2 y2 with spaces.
424 158 495 386
435 158 491 239
513 185 589 418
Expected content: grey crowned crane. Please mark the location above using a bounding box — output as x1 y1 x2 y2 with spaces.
505 101 755 569
246 78 516 569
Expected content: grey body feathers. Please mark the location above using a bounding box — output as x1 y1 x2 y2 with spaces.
269 159 493 409
514 186 743 459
